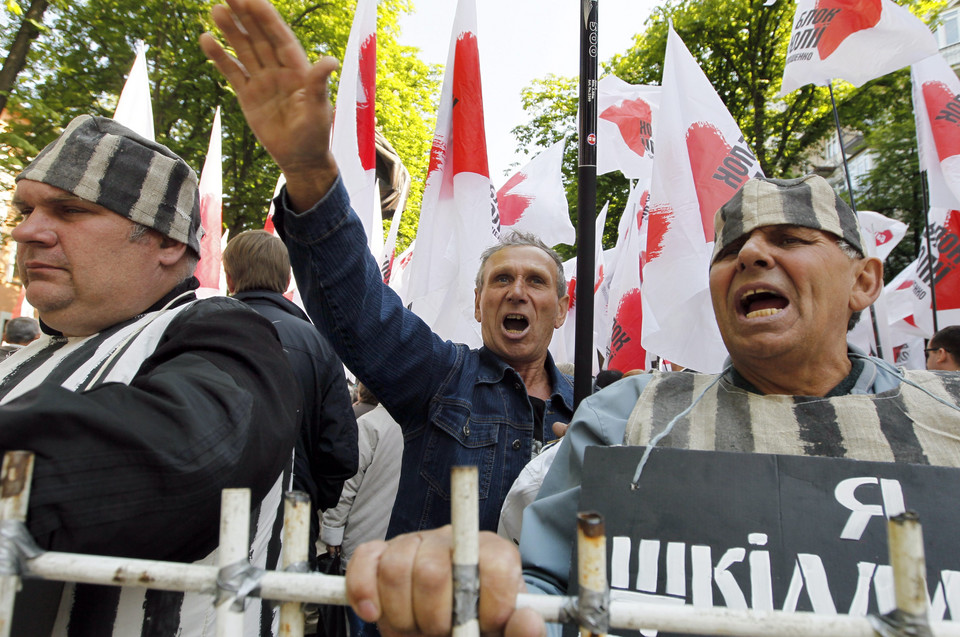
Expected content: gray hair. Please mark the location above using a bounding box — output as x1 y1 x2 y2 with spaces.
3 317 39 344
837 237 864 332
475 231 566 298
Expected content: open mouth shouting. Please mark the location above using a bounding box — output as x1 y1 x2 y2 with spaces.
739 288 789 319
503 313 530 335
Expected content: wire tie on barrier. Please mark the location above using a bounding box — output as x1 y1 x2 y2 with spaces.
217 559 265 612
578 588 610 634
0 519 43 576
869 609 934 637
452 563 480 625
558 595 579 625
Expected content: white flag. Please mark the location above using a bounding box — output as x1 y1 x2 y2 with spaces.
548 203 608 374
496 140 574 247
597 76 660 181
780 0 938 96
883 208 960 334
603 183 650 372
403 0 500 347
113 41 155 140
331 0 382 260
264 174 305 310
195 108 222 297
857 209 907 262
912 54 960 209
641 27 762 373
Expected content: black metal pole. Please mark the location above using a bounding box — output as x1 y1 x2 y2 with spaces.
574 0 598 409
919 171 940 333
828 82 886 361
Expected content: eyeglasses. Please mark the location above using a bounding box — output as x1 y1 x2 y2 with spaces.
925 347 940 356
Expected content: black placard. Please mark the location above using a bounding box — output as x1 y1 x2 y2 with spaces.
573 446 960 636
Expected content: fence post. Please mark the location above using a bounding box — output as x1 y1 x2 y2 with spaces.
887 512 932 637
217 488 250 636
577 512 608 637
451 466 479 637
0 451 34 637
280 491 311 637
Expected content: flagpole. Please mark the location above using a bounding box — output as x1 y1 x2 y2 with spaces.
575 0 599 408
919 171 940 333
828 82 886 361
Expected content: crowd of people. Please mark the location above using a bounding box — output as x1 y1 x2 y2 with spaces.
1 0 959 634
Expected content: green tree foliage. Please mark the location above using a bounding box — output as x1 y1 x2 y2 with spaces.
1 0 438 242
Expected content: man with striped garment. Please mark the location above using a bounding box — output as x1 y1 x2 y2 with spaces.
2 115 301 635
343 175 960 637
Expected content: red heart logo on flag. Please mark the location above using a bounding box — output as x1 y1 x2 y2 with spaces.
608 289 646 372
815 0 882 59
496 172 532 226
875 229 893 245
687 122 742 242
923 81 960 162
600 98 654 157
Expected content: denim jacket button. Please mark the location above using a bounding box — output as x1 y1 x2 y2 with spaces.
514 383 521 390
512 439 521 450
462 425 470 436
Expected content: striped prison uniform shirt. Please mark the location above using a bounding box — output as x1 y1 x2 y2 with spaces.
0 297 291 637
624 370 960 467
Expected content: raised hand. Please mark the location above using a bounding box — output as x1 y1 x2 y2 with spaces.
200 0 340 210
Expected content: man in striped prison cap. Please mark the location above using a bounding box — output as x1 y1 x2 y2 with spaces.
2 115 301 635
341 173 960 637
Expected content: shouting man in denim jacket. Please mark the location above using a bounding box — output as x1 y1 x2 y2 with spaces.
202 0 574 538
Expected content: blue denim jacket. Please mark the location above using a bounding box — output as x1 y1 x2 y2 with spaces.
273 177 575 536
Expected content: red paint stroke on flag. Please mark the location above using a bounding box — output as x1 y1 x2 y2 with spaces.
816 0 882 59
451 32 490 177
600 98 653 157
497 172 532 226
686 122 739 242
646 203 673 261
923 81 960 162
608 289 645 372
427 138 447 181
358 34 377 171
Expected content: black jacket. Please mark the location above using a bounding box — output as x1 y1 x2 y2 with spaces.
234 290 359 515
0 279 302 562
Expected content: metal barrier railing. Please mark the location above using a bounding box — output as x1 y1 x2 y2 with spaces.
0 450 957 637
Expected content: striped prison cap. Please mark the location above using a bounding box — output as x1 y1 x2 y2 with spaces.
711 174 863 264
16 115 203 255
